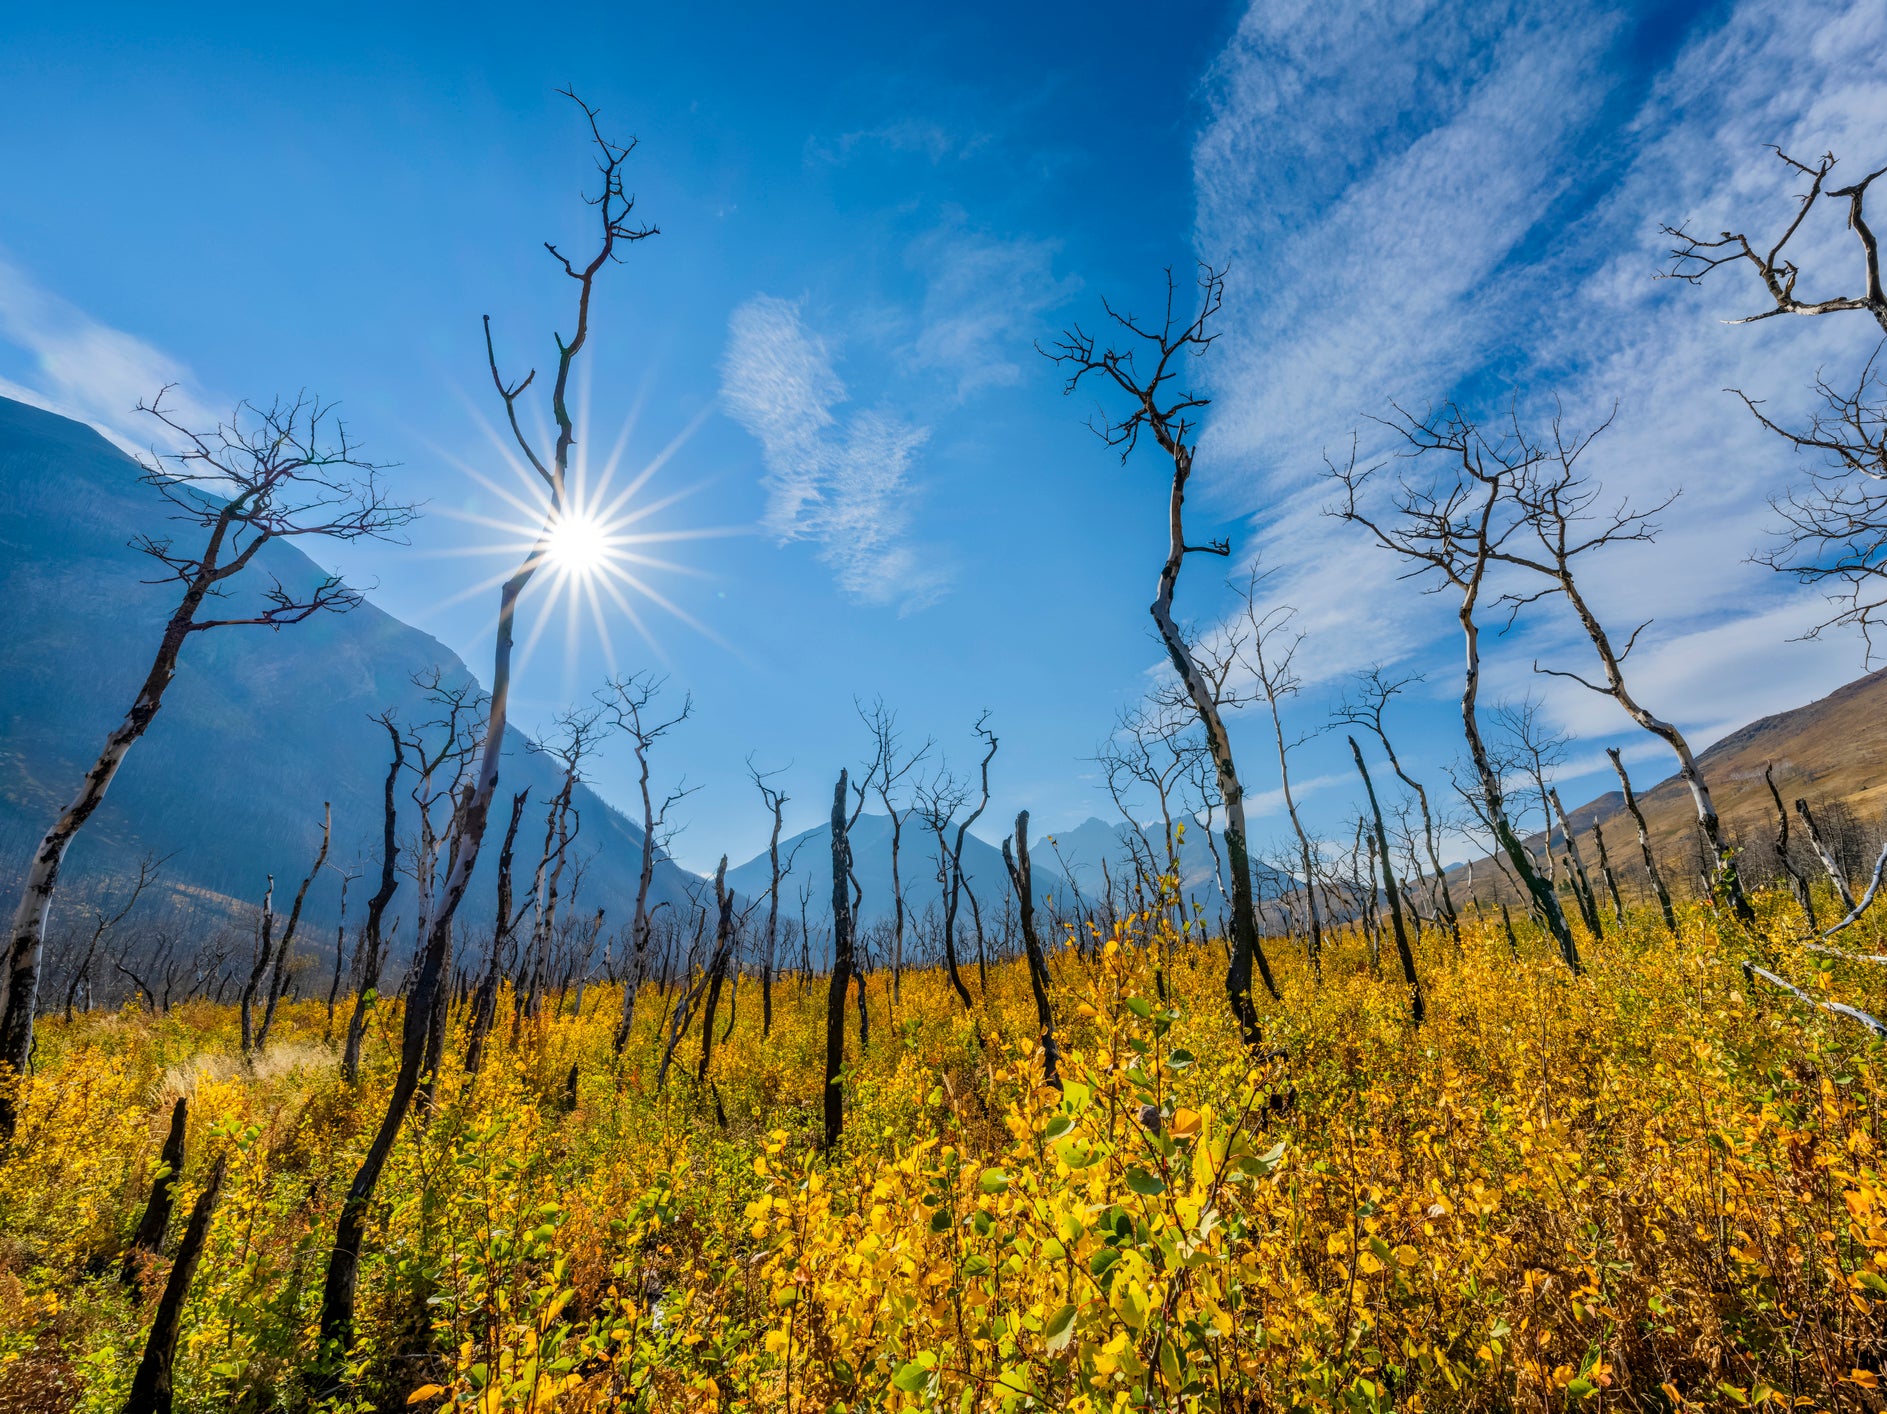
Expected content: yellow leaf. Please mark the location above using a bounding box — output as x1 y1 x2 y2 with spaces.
407 1386 445 1406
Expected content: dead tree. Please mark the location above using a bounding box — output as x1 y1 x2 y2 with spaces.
823 772 854 1151
1350 739 1424 1022
1231 572 1326 978
1590 819 1626 927
1548 789 1604 941
1335 669 1459 941
0 387 411 1136
520 710 600 1022
1094 695 1205 947
237 876 276 1057
1796 797 1859 913
1044 264 1277 1044
1002 811 1061 1089
121 1097 188 1291
695 860 737 1084
342 715 404 1084
1765 765 1820 930
63 854 166 1024
1332 407 1581 972
749 758 790 1036
123 1154 228 1414
1666 148 1887 650
317 89 654 1370
599 672 693 1055
321 861 363 1041
463 789 531 1077
860 699 930 1006
1606 748 1676 931
252 803 332 1055
1486 413 1753 922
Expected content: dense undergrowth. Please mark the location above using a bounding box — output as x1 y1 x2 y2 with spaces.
5 897 1887 1412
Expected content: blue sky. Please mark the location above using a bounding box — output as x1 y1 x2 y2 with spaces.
2 0 1885 875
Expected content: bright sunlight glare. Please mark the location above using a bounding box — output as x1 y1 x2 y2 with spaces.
546 510 610 576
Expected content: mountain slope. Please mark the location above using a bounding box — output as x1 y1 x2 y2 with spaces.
0 395 698 937
1449 667 1887 901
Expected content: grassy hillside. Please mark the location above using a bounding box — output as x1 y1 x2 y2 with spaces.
4 892 1887 1411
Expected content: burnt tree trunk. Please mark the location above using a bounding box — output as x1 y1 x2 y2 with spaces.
1797 797 1859 913
823 772 854 1151
1607 748 1676 932
343 719 404 1084
1350 739 1424 1024
121 1097 188 1291
1002 812 1060 1089
256 804 332 1053
123 1154 228 1414
1765 765 1819 930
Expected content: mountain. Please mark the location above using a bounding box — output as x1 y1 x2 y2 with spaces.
723 811 1074 946
1450 667 1887 901
1033 816 1300 907
0 395 699 941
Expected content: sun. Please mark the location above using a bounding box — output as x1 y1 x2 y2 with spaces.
427 395 743 677
545 509 611 576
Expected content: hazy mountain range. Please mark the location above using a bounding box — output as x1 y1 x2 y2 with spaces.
0 395 700 939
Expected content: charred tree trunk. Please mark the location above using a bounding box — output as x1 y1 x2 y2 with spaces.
256 804 332 1054
696 859 735 1084
1548 789 1603 940
1350 739 1423 1024
465 789 529 1078
343 719 404 1084
238 877 276 1058
122 1097 188 1291
1003 812 1060 1089
1765 766 1819 930
823 772 854 1152
1591 819 1626 927
123 1154 227 1414
1607 748 1676 932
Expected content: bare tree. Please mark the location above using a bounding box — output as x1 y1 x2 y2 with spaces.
1044 264 1277 1045
252 802 333 1054
1002 811 1061 1089
1482 412 1753 922
318 89 655 1370
823 772 854 1151
1763 764 1819 930
61 854 166 1024
1666 148 1887 651
1605 748 1676 932
1331 407 1582 972
342 714 404 1083
0 393 411 1136
599 671 693 1055
463 788 531 1078
1230 573 1326 978
321 859 363 1041
1335 668 1459 941
859 699 930 1006
1348 738 1424 1023
1094 694 1204 946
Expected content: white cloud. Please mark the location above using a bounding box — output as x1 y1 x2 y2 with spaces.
1189 0 1887 802
720 295 952 611
0 256 216 454
905 223 1080 398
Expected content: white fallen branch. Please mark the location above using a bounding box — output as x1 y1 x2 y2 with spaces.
1820 839 1887 940
1804 942 1887 966
1742 960 1887 1036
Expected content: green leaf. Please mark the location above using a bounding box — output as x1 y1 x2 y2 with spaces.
1125 996 1152 1019
1168 1048 1195 1070
1125 1167 1166 1197
1044 1302 1078 1354
892 1361 931 1394
1043 1115 1074 1140
962 1253 991 1276
980 1168 1010 1195
929 1207 954 1233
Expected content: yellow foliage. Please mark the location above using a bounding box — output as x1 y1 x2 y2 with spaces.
3 897 1887 1411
